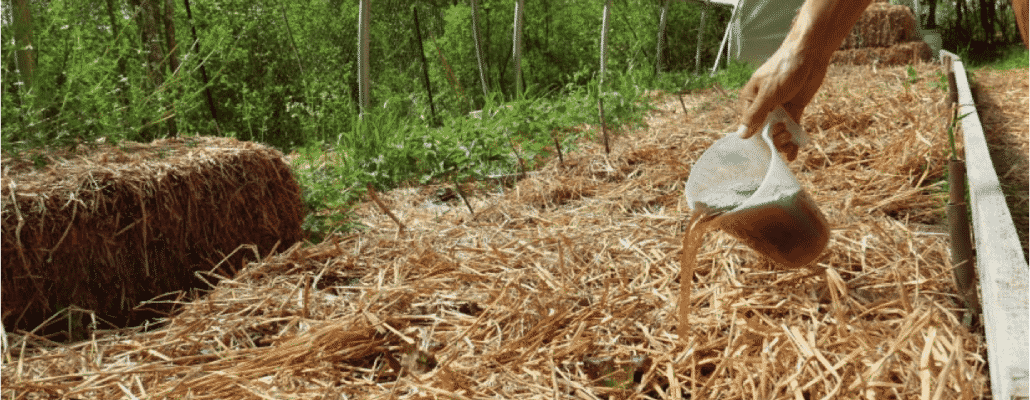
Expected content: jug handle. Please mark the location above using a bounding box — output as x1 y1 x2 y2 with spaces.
762 106 808 148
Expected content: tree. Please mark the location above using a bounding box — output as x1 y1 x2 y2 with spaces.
12 0 36 92
926 0 938 28
128 0 177 140
978 0 997 42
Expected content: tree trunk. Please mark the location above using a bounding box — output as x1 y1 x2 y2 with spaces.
162 0 179 136
280 2 305 78
106 0 131 114
927 0 938 28
12 0 35 93
696 0 710 74
131 0 168 139
163 0 179 74
655 0 671 76
182 0 221 133
413 6 438 126
470 0 489 100
956 0 966 38
979 0 997 42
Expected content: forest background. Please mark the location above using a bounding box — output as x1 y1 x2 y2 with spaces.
3 0 1026 233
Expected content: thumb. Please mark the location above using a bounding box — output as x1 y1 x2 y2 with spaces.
741 101 777 139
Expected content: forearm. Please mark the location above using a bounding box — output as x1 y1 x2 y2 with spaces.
790 0 873 59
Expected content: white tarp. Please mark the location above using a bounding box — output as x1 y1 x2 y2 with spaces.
708 0 806 71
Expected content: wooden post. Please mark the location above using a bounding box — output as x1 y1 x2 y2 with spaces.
598 99 610 154
357 0 371 115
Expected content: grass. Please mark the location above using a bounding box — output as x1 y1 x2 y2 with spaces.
988 45 1029 70
958 42 1029 69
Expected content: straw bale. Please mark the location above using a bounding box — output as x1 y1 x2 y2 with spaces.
3 64 990 399
840 2 920 49
1 136 304 334
831 41 933 66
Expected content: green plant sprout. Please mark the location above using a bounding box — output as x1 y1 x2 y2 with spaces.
948 110 973 159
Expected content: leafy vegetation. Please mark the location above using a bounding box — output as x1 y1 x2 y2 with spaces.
3 0 1022 239
1 0 748 237
293 60 757 237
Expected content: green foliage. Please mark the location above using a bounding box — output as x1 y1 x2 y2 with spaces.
987 44 1030 70
3 0 749 239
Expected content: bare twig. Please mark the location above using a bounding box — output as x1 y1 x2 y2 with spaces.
367 183 406 235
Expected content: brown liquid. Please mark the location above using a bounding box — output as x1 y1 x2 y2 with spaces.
677 212 717 339
718 191 830 268
677 191 829 338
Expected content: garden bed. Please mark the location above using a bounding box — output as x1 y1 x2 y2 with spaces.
1 62 990 399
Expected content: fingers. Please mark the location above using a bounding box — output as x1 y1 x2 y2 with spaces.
772 123 800 161
782 142 799 162
739 80 763 139
741 83 777 139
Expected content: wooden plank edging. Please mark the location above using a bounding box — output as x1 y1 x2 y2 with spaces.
942 49 1030 399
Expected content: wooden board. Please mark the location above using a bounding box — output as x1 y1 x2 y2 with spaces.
945 49 1030 400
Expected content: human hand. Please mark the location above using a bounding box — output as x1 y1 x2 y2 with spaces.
739 44 829 162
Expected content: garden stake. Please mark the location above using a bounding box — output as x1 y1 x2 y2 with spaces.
598 98 610 154
551 131 564 165
947 159 980 325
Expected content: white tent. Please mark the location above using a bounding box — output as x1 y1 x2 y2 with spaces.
703 0 806 74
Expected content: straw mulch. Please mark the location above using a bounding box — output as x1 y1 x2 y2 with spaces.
840 2 920 50
1 136 305 335
969 66 1030 263
2 62 988 399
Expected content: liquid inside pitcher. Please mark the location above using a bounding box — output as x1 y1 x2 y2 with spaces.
684 107 829 269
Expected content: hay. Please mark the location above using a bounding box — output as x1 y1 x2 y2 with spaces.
831 41 934 66
1 136 305 335
2 64 990 398
840 2 920 49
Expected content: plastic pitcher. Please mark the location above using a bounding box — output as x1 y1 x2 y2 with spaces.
684 107 829 268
